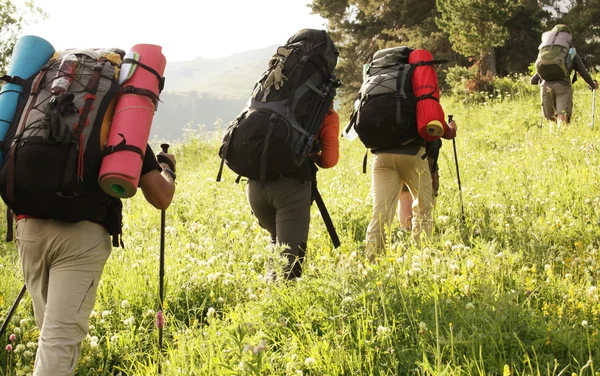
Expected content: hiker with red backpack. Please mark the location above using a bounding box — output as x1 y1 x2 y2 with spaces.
0 48 175 375
531 24 598 126
218 29 341 280
345 46 456 261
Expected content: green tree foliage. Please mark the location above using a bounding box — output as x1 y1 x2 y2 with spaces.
0 0 46 76
435 0 528 76
559 0 600 70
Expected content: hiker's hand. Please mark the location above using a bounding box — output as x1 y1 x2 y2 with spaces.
593 80 599 90
157 151 176 172
448 120 457 131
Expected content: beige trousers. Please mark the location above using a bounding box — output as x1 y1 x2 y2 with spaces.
16 218 111 376
365 150 433 257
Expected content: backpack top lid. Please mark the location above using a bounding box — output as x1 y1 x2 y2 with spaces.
286 29 339 73
539 24 572 49
370 46 413 69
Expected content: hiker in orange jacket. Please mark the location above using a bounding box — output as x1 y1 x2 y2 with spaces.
246 108 339 280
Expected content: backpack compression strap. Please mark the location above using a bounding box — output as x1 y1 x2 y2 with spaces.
104 133 145 158
260 113 279 186
120 58 166 107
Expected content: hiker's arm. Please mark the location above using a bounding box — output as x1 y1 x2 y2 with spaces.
443 120 457 139
531 73 540 85
312 108 339 168
573 55 596 88
139 145 176 210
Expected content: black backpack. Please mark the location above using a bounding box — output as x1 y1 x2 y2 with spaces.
0 49 125 245
345 46 418 150
217 29 340 184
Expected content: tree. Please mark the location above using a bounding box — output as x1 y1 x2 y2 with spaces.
435 0 525 77
559 0 600 70
0 0 46 76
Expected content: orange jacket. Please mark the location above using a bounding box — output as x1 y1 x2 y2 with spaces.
313 108 340 169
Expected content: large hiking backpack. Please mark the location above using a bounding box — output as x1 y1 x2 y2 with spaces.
0 48 125 244
217 29 340 184
346 46 418 150
535 25 575 82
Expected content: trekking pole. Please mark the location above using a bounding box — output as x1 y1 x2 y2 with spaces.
0 284 27 338
449 115 465 223
156 143 170 375
592 85 596 130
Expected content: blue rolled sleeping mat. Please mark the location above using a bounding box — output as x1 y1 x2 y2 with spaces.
0 35 55 161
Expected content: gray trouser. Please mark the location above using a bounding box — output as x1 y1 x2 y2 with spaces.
246 178 312 279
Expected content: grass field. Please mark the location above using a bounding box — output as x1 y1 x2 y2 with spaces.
1 83 600 375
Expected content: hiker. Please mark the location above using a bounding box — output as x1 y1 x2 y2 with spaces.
531 24 598 125
344 46 456 260
13 146 175 375
218 29 340 280
247 106 339 280
0 48 174 375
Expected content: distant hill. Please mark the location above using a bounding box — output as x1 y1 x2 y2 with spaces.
163 45 276 100
151 45 276 140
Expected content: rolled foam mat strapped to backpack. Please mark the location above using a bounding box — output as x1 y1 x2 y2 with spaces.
98 44 166 198
0 35 55 160
408 49 446 142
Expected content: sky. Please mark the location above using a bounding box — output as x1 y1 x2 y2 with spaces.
15 0 328 63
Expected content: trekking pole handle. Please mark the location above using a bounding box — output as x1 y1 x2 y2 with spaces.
448 114 453 123
160 143 170 153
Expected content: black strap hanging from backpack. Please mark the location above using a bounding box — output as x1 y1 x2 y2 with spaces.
311 182 340 248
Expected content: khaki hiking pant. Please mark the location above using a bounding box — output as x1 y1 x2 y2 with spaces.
366 150 433 258
246 178 312 279
16 218 111 376
541 81 573 120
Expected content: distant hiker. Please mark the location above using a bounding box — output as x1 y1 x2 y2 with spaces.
531 24 599 126
0 49 175 375
218 29 340 280
344 46 456 260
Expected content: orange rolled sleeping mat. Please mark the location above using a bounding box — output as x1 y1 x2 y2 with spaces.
408 49 446 142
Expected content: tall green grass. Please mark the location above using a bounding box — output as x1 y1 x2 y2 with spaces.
1 84 599 375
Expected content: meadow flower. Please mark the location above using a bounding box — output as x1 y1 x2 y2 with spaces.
5 344 12 352
9 333 16 341
156 310 165 328
582 320 588 327
15 344 25 353
121 300 130 309
587 286 598 298
466 259 475 271
418 321 428 333
377 326 390 337
19 319 28 327
123 316 135 326
110 335 119 346
23 350 33 358
304 357 316 367
465 302 475 310
13 327 21 335
206 307 216 319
